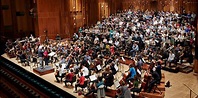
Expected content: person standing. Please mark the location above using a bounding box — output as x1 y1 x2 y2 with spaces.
38 45 44 68
117 81 131 98
43 47 49 67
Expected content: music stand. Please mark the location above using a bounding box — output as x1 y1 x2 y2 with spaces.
114 80 120 89
89 75 97 82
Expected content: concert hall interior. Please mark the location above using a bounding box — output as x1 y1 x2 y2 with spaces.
1 0 198 98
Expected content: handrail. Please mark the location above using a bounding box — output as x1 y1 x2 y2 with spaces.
0 56 75 98
183 83 198 98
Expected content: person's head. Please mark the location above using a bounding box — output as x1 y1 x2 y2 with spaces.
129 63 135 68
70 69 73 73
80 72 83 76
59 64 62 68
98 76 103 82
120 80 126 86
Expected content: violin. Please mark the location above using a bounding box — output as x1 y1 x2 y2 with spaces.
119 72 130 84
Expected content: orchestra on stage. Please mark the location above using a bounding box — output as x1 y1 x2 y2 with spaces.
4 10 196 97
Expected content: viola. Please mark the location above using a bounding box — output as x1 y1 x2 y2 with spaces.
119 72 129 84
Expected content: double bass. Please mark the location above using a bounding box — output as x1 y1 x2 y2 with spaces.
142 71 152 92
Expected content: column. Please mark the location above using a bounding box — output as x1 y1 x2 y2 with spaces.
0 0 4 36
194 18 198 74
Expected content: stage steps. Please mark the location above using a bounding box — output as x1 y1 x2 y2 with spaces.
162 65 179 73
139 91 165 98
162 63 193 73
161 78 165 83
177 64 193 73
157 83 165 91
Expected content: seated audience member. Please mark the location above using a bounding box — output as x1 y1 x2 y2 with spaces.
130 42 139 58
64 69 75 86
74 72 85 93
55 64 65 83
59 56 66 65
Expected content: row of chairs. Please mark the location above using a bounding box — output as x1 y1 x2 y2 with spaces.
0 58 74 98
0 81 20 98
0 69 40 98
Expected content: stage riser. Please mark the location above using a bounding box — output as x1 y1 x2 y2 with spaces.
33 66 54 76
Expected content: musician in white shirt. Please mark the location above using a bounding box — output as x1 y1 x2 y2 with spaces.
55 64 65 82
81 65 89 78
165 51 175 67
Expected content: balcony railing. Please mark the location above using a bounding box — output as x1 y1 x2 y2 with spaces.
183 83 198 98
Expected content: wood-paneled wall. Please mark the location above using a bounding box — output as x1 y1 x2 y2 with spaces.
0 0 34 39
121 0 198 14
194 17 198 73
36 0 73 41
37 0 60 41
1 0 197 41
0 0 4 37
1 0 14 38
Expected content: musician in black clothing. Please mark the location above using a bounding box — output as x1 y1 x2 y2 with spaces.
103 71 114 90
110 63 117 75
156 61 162 84
147 70 160 93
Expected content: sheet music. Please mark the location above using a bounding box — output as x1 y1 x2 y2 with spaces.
114 64 118 71
142 58 145 63
48 52 56 57
114 80 120 88
137 69 141 75
96 65 102 70
61 63 66 68
87 60 90 65
89 75 97 81
121 57 126 62
55 63 59 67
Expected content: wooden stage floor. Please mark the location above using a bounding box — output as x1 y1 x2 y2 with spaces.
1 54 130 98
2 53 198 98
